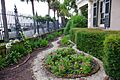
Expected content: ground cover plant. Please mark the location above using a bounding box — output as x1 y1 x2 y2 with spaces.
0 30 63 70
60 35 71 47
45 48 98 78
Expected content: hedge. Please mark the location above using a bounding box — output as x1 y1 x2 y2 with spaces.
70 28 80 42
70 28 120 60
103 34 120 79
76 29 106 59
0 45 6 56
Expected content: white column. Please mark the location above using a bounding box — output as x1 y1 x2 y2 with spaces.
88 0 93 28
78 8 82 15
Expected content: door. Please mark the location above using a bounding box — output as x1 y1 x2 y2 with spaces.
104 0 111 28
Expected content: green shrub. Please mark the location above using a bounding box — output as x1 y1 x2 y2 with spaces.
47 34 54 40
6 51 22 64
76 30 106 59
60 35 70 46
29 38 39 49
11 43 27 56
64 15 87 34
64 20 72 34
23 40 32 54
39 39 48 47
0 45 6 56
71 28 120 60
45 48 93 77
70 28 89 42
0 55 7 69
103 34 120 79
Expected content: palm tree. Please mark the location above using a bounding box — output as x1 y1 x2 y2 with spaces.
1 0 9 42
21 0 39 34
50 0 60 30
40 0 53 32
59 3 70 27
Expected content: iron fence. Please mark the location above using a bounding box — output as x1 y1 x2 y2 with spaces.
0 11 61 41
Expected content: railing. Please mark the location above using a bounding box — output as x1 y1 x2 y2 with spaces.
0 12 62 41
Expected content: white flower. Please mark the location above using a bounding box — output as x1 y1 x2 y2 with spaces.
33 32 38 37
13 39 20 43
9 40 13 43
6 43 12 49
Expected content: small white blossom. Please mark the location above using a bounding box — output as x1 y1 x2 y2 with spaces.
6 43 12 49
13 39 20 43
33 32 38 38
9 40 13 43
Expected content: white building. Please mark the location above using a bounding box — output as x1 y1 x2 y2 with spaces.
76 0 120 30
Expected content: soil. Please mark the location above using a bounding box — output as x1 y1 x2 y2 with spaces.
0 44 53 80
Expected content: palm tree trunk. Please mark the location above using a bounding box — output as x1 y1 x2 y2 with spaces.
31 1 36 34
61 16 65 27
47 2 50 33
1 0 9 42
53 9 56 30
57 10 59 29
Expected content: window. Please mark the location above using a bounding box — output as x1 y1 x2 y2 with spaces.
93 1 99 27
100 1 105 24
105 3 109 13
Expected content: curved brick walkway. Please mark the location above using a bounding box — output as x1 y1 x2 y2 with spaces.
31 37 107 80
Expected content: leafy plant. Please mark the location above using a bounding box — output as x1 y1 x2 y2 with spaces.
39 39 48 47
29 39 38 49
23 40 32 54
47 34 54 40
6 51 22 64
64 15 87 34
0 55 7 69
45 48 93 77
60 35 71 46
11 43 26 56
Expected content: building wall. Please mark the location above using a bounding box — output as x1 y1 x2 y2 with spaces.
110 0 120 30
76 0 88 8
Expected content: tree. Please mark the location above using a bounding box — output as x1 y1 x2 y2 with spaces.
1 0 9 42
63 0 78 14
59 3 70 27
21 0 39 34
40 0 52 32
50 0 60 30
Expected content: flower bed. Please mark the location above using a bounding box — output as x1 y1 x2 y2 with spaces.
44 48 100 78
0 29 63 70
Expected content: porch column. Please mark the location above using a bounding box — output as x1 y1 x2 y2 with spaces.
88 0 93 28
78 8 82 15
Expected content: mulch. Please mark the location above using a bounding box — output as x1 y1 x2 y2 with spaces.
0 43 53 80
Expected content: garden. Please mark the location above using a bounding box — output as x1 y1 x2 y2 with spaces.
0 14 120 80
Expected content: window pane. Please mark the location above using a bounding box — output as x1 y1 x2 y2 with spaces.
94 8 96 16
105 3 109 13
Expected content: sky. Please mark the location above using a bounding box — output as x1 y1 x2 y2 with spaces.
0 0 54 17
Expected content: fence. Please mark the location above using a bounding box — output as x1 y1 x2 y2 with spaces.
0 11 61 41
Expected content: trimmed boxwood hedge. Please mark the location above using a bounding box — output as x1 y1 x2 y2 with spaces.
70 28 120 78
70 28 120 60
76 29 106 59
103 34 120 79
70 28 80 42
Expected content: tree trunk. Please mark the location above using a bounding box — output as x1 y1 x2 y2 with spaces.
47 2 50 33
1 0 9 42
57 10 59 29
53 9 56 30
31 1 36 34
61 16 65 27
